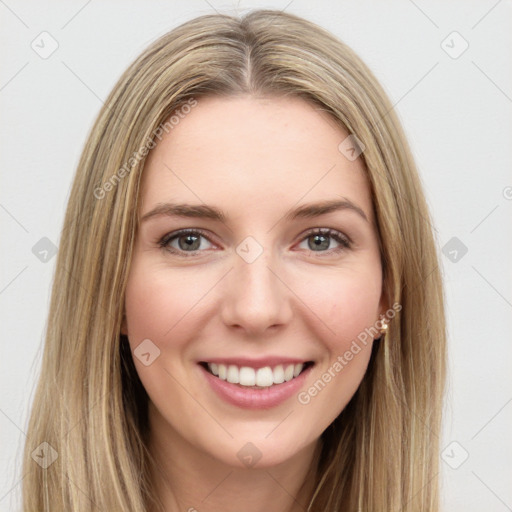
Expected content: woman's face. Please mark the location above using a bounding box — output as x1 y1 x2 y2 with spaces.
123 95 386 468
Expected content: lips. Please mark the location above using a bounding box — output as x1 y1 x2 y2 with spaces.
199 359 314 409
202 361 313 387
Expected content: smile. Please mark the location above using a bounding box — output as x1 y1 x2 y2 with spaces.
198 357 315 409
201 361 314 388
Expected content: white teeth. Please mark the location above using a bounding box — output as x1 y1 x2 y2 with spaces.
273 364 285 384
239 367 256 386
206 362 306 387
227 365 239 384
256 367 273 387
284 364 295 382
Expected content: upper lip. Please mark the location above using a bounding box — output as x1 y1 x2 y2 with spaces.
199 357 314 368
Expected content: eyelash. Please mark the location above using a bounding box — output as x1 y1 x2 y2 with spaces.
157 228 351 257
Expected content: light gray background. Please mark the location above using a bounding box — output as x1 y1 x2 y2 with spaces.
1 1 511 510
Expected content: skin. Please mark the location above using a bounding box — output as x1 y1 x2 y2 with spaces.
122 95 387 512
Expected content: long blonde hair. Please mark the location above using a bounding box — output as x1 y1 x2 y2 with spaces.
22 9 446 511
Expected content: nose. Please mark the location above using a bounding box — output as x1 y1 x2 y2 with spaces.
219 249 293 336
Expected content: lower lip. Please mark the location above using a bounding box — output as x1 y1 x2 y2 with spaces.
200 364 313 410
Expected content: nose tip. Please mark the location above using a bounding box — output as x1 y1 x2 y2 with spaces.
219 253 292 335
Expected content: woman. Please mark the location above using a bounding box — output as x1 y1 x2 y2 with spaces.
22 9 446 511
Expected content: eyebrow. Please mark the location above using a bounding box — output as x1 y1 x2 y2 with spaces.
140 198 368 224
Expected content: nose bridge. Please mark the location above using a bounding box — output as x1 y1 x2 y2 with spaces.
220 244 292 333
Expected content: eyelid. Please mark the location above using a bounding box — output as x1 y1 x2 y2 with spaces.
299 227 352 245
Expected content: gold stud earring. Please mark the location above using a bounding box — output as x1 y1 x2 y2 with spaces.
379 316 389 336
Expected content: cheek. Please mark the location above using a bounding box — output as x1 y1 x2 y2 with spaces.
124 262 210 345
293 264 383 348
291 270 380 424
123 262 211 415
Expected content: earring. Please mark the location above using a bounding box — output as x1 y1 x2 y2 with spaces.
378 316 389 337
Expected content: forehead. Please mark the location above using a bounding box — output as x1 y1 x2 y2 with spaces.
139 95 372 222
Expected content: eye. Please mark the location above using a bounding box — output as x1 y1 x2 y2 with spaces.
157 227 351 257
159 229 215 255
297 228 351 254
